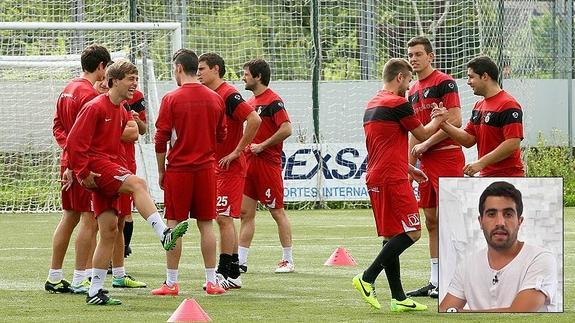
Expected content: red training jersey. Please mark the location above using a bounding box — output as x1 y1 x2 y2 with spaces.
154 83 226 172
364 90 421 185
408 69 461 150
245 88 290 166
66 93 133 180
53 78 99 168
118 89 147 172
464 90 524 176
214 82 254 176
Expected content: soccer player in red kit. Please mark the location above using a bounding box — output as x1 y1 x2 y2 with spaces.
152 49 227 296
352 58 448 312
47 45 111 295
406 36 465 299
66 60 189 305
237 59 295 273
438 56 524 177
198 52 261 289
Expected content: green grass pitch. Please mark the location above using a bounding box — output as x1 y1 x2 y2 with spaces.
0 209 573 322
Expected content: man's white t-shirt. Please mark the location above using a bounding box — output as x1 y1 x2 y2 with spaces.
447 243 557 312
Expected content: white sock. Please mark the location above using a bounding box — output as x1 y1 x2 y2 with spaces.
88 268 107 297
205 268 216 284
238 246 249 266
72 269 86 286
146 212 168 238
166 269 178 287
85 268 93 278
282 246 293 264
112 267 126 279
47 269 63 282
430 258 439 287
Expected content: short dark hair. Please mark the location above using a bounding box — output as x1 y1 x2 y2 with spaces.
407 36 433 54
172 49 199 75
382 58 413 83
198 52 226 78
467 56 499 81
106 59 138 88
81 45 111 73
243 59 271 86
479 181 523 217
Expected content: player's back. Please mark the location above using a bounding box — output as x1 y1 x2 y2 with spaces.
156 83 225 171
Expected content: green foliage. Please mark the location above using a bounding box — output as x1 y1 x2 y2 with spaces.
525 130 575 206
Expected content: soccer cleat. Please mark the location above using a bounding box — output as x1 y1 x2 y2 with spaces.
429 286 439 299
45 279 71 293
86 289 122 305
70 279 90 294
390 298 428 312
205 281 226 295
224 276 242 289
161 221 189 251
275 260 295 273
239 264 248 273
151 282 179 296
112 275 147 288
352 273 381 309
406 283 436 297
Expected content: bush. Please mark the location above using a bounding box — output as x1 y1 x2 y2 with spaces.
524 130 575 206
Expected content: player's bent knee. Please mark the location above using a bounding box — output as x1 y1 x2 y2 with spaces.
406 230 422 242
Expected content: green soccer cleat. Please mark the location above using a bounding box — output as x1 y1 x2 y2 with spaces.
86 289 122 305
390 298 428 312
112 275 147 288
45 279 71 293
352 273 381 310
161 221 189 251
70 279 90 294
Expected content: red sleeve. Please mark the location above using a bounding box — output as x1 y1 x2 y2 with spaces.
154 95 172 153
52 111 67 150
464 120 476 137
400 114 421 131
66 104 99 180
502 108 523 140
396 102 420 131
271 101 290 126
233 100 255 121
138 110 147 122
216 97 227 143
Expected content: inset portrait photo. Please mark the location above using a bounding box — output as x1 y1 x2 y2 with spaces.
438 177 563 313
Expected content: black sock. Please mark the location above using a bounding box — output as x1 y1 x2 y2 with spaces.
217 253 233 279
123 221 134 247
384 256 406 301
229 253 240 279
362 233 415 285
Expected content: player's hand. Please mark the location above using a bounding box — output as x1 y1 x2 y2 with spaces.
219 150 241 169
408 167 428 184
158 171 165 190
80 171 101 189
463 161 484 177
411 142 429 159
131 110 141 121
431 102 447 121
60 168 74 191
250 143 264 155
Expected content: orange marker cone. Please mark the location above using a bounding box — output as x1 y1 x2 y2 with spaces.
324 247 357 266
167 298 212 322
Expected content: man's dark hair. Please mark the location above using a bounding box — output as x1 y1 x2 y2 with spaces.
467 56 499 82
382 58 413 83
198 52 226 78
407 36 433 54
172 49 199 75
81 44 111 73
243 59 271 86
479 181 523 217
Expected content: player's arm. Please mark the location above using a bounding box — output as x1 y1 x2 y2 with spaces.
409 105 448 142
408 134 420 166
439 293 467 312
121 120 139 142
463 138 520 176
439 121 477 148
251 121 291 154
219 110 261 169
66 106 100 188
132 111 148 135
53 111 68 150
412 108 462 158
154 97 172 189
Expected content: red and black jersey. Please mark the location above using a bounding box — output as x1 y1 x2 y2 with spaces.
119 89 147 172
66 93 133 180
364 90 421 185
214 82 255 176
408 69 461 150
464 90 524 176
53 78 99 168
155 83 226 172
245 88 290 165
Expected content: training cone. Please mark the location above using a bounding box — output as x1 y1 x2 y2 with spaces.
324 247 357 266
167 298 212 322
